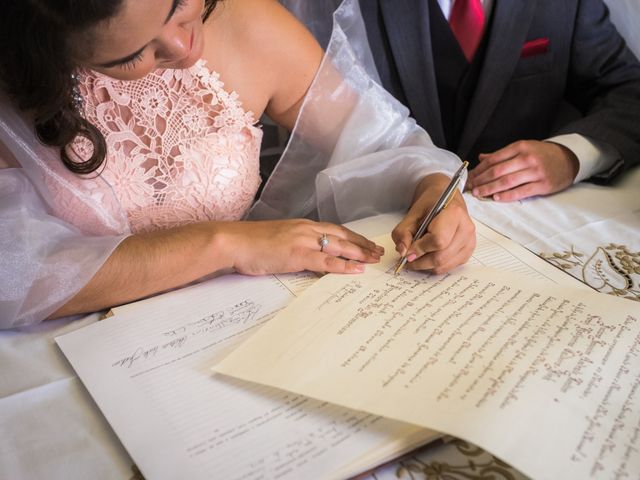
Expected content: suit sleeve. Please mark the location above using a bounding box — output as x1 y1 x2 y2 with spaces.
557 0 640 182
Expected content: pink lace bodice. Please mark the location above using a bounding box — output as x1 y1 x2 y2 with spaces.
74 60 263 233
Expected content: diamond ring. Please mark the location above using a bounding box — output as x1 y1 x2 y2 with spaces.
319 233 329 252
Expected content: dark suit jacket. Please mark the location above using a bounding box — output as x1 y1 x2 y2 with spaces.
359 0 640 180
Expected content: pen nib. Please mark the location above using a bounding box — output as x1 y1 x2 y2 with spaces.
394 258 406 275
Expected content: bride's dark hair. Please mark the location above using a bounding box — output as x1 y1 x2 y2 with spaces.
0 0 219 174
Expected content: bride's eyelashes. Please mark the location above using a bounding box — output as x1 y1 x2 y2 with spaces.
119 51 145 71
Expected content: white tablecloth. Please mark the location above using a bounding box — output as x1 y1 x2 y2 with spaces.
2 168 639 480
468 168 640 302
0 315 134 479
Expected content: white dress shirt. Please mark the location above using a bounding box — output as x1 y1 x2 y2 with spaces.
437 0 619 182
437 0 493 20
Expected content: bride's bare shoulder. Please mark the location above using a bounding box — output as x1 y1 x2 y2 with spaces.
205 0 323 127
207 0 321 72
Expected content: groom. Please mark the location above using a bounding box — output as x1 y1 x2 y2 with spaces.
358 0 640 201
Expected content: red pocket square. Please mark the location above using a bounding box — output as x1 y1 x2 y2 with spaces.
521 38 550 58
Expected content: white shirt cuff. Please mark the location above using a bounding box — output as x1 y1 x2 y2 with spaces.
546 134 620 184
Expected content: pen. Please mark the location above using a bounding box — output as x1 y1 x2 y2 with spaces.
394 161 469 274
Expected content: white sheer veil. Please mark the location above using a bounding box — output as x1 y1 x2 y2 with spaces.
252 0 463 222
0 98 128 329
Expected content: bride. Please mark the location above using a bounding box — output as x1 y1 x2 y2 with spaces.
0 0 475 328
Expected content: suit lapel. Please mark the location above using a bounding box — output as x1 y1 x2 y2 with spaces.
458 0 537 158
379 0 445 146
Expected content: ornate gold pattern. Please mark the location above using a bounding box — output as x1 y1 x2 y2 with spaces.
384 440 520 480
540 244 640 301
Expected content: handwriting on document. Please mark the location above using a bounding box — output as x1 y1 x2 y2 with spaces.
215 267 640 479
112 300 264 370
323 272 640 478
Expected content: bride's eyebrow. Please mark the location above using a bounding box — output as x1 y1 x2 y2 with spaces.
96 0 182 68
164 0 184 23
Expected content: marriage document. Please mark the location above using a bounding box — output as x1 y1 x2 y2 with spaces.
56 274 437 480
214 263 640 479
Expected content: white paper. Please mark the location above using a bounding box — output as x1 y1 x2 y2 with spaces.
215 266 640 479
56 274 434 480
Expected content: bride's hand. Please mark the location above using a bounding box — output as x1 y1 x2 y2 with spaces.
392 174 476 274
219 219 384 275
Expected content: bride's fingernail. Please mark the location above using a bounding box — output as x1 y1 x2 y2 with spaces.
407 253 418 262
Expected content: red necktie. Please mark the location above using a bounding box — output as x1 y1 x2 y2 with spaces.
449 0 486 62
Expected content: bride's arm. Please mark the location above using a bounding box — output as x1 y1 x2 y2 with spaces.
51 2 384 320
231 0 476 274
51 219 383 319
204 0 475 278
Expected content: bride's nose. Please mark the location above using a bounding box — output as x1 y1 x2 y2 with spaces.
156 25 190 62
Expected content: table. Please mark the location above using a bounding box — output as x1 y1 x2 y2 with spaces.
2 168 638 479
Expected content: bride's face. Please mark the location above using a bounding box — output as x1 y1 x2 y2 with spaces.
80 0 206 80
